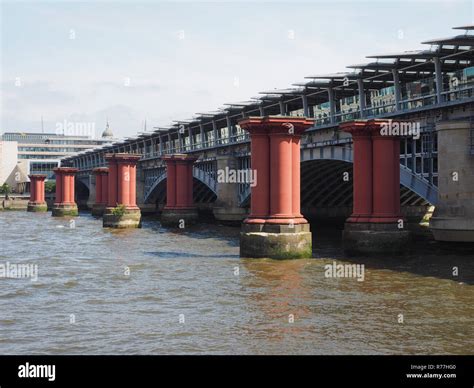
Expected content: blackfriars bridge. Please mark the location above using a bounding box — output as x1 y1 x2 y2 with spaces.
49 25 474 256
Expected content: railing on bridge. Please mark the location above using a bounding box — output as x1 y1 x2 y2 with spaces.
65 62 473 207
72 68 474 167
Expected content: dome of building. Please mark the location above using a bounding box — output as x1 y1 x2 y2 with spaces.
102 121 113 139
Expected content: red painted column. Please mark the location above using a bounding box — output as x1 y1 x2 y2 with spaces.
370 127 401 223
69 173 75 204
393 139 401 217
129 164 137 208
52 167 78 206
340 120 402 224
246 130 270 223
28 175 47 204
55 170 62 204
95 170 102 204
100 171 109 205
30 177 36 202
93 167 109 206
187 163 193 207
269 133 293 220
101 172 108 205
106 155 118 207
239 117 315 226
339 120 409 254
163 155 197 209
175 160 188 208
38 178 45 203
165 159 176 208
27 174 47 211
291 136 303 221
117 162 130 207
106 154 141 209
341 122 373 223
63 174 71 204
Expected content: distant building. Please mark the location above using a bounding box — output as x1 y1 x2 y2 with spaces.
0 141 21 190
0 123 115 192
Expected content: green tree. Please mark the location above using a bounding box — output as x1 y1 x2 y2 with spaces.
0 183 11 199
45 181 56 194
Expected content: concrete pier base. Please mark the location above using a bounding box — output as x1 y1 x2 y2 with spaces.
213 206 247 223
161 208 198 228
52 203 79 217
91 204 106 217
430 217 474 242
27 202 48 212
240 222 312 259
430 120 474 242
343 222 411 256
103 207 141 228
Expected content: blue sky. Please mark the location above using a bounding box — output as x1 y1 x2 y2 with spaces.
1 0 472 138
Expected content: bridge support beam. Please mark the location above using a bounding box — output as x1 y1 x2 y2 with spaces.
161 154 198 228
213 155 248 223
103 154 141 228
341 120 410 255
238 116 314 259
27 174 47 212
430 120 474 242
92 167 108 216
52 168 79 217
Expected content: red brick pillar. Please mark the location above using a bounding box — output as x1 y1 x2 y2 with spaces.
52 167 78 216
340 121 374 223
246 129 270 223
239 117 314 225
105 154 141 209
269 131 294 222
187 162 194 207
27 174 47 212
129 163 137 209
102 172 108 205
106 155 118 207
238 116 315 259
292 135 304 221
340 119 408 255
92 167 108 216
55 170 63 204
164 158 177 208
163 154 197 210
95 169 102 205
161 154 198 227
103 153 141 228
341 120 402 224
117 161 131 207
175 160 189 208
370 127 402 223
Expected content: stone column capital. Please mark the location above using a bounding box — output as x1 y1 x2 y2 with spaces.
92 167 109 175
28 174 47 181
53 167 78 175
238 116 314 136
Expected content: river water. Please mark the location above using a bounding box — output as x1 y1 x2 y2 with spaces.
0 211 472 354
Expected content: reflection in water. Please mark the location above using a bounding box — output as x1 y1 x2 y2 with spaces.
0 212 472 354
241 259 314 343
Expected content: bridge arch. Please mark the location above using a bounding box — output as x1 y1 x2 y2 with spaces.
143 168 217 205
75 177 90 208
239 157 437 213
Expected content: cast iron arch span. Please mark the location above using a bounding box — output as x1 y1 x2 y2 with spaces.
240 158 437 208
144 168 217 205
